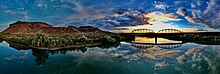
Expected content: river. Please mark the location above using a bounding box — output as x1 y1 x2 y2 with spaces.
0 37 220 74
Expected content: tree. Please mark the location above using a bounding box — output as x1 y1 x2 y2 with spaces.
78 35 88 43
31 32 50 47
99 35 116 44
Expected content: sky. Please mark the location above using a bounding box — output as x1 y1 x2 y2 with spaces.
0 0 220 32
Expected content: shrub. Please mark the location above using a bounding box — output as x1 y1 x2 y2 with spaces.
99 35 116 44
31 32 50 47
78 35 88 42
0 34 3 38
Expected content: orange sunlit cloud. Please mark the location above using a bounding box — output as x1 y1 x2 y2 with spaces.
143 12 180 25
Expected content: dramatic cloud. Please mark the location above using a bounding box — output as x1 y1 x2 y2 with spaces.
176 7 214 31
63 8 150 31
175 0 220 31
176 8 187 16
202 0 220 28
0 0 219 32
154 2 168 10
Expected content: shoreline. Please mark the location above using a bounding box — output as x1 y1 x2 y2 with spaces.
3 39 104 50
29 43 102 50
0 33 123 50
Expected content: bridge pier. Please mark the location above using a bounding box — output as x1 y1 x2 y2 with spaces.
155 36 157 44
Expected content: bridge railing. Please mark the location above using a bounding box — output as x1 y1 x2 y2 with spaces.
131 29 155 33
131 29 181 33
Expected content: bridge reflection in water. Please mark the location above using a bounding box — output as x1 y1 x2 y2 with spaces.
134 37 182 44
131 29 183 49
132 37 183 49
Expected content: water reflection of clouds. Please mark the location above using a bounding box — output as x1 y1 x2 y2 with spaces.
174 46 220 73
1 41 220 73
100 42 183 61
102 42 220 73
53 43 220 74
176 46 208 63
0 41 21 54
64 42 142 61
0 41 10 47
66 47 116 58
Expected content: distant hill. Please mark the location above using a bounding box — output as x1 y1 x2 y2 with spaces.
1 21 109 34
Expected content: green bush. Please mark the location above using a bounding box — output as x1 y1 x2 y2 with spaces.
31 32 50 47
99 35 116 44
0 34 3 38
1 33 122 48
78 35 88 42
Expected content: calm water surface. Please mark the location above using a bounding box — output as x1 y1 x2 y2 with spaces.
0 38 220 74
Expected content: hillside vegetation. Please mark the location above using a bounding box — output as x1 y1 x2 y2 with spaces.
0 33 125 50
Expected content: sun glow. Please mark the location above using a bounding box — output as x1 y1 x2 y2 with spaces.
135 37 155 43
140 12 181 32
112 12 183 33
134 37 182 44
111 12 203 33
144 12 180 25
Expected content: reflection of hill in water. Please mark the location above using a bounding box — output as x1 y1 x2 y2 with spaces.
0 39 3 43
1 40 220 73
3 36 220 66
7 41 31 50
5 41 120 65
32 44 120 65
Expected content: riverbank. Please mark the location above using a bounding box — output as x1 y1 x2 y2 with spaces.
0 33 126 50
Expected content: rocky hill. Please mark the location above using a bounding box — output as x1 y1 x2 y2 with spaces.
1 21 109 34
